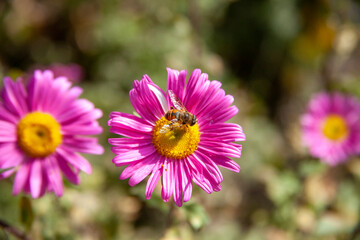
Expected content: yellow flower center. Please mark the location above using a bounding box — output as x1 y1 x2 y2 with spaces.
322 115 349 141
17 112 62 158
152 117 200 159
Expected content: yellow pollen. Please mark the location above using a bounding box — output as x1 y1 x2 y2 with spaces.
322 114 349 141
17 112 62 158
152 117 200 159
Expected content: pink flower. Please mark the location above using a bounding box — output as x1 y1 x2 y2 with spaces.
0 70 103 198
301 92 360 165
108 68 245 207
48 63 84 83
29 63 84 83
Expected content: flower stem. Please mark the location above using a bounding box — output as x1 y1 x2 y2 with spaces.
0 219 31 240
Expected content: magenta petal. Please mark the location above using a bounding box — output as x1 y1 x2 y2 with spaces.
166 68 183 101
212 155 240 173
167 69 186 104
109 112 153 138
129 78 164 123
181 160 192 202
0 120 16 142
1 77 28 117
12 162 31 195
190 80 222 116
0 168 16 180
63 136 104 155
145 158 164 200
57 158 80 184
119 152 157 180
198 142 241 158
161 158 173 202
0 103 18 123
30 159 44 198
62 122 103 135
128 154 159 186
173 160 183 207
44 156 64 197
112 145 156 166
186 159 213 194
195 151 223 183
56 147 92 174
0 143 24 169
183 69 201 106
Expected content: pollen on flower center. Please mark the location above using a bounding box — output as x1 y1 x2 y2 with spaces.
152 117 200 159
17 112 62 158
322 114 349 141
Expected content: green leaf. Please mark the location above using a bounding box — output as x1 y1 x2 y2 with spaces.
19 196 34 231
182 203 209 231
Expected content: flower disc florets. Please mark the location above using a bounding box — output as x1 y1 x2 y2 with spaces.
152 117 200 159
17 112 62 158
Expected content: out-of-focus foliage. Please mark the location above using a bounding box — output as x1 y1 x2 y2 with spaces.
1 0 360 239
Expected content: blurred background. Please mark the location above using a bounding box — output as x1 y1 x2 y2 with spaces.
1 0 360 239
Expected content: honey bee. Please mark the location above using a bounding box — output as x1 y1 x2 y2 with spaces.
160 90 197 134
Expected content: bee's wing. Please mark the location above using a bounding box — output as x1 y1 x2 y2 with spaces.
168 90 186 111
159 119 179 134
160 124 172 134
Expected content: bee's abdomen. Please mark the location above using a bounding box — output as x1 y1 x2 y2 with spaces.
184 112 190 123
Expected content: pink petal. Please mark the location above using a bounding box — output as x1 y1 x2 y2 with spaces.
119 152 158 180
63 136 104 155
0 168 16 180
12 162 31 195
166 69 186 105
128 154 159 186
161 158 173 202
1 77 28 117
0 120 17 142
61 122 103 135
145 158 164 200
108 112 153 138
30 159 44 198
195 151 223 184
112 145 156 166
44 156 63 197
0 143 24 168
57 157 80 184
166 68 183 102
56 147 92 174
0 103 18 123
185 159 213 194
173 160 183 207
211 155 241 173
180 160 192 202
198 141 241 158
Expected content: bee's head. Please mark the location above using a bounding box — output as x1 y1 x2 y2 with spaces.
191 115 197 126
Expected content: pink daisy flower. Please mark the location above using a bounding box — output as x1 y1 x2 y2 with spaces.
108 68 245 207
301 92 360 165
0 70 103 198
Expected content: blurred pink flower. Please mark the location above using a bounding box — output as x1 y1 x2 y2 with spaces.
49 63 84 82
301 92 360 165
0 70 103 198
108 68 245 207
28 63 84 83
